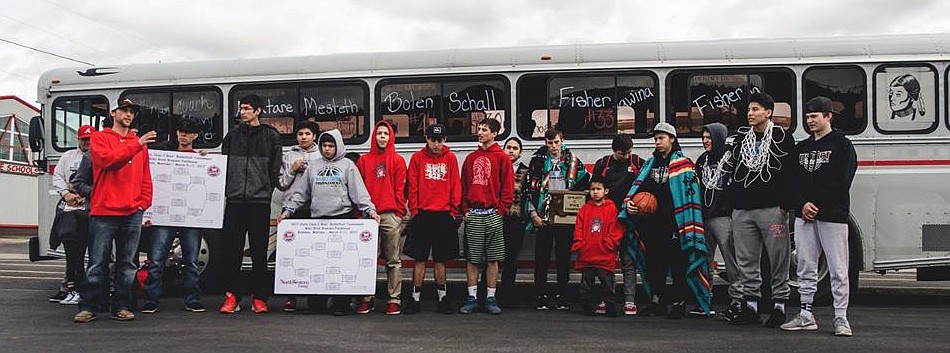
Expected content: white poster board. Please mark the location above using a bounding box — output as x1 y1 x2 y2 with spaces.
274 219 379 295
144 149 227 229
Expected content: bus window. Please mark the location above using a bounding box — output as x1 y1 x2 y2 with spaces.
377 76 509 143
299 83 369 145
122 88 223 148
51 96 108 152
668 69 796 136
518 72 657 140
230 85 298 145
873 64 938 134
803 66 867 135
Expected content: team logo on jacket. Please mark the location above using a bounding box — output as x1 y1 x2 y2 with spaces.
207 165 221 177
375 163 387 178
591 217 603 233
799 151 832 172
359 230 373 242
472 156 492 186
425 163 447 181
283 231 295 242
315 166 344 184
651 166 669 184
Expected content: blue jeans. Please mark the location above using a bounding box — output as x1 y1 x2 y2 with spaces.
145 226 202 306
80 211 143 313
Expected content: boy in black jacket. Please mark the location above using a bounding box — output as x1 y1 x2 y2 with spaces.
780 96 857 337
695 122 737 317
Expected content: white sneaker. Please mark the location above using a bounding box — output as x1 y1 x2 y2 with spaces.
780 313 818 331
60 291 80 305
833 317 853 337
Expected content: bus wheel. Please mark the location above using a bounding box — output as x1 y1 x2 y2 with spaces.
158 231 216 295
787 214 864 304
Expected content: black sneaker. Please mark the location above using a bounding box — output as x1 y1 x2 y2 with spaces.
667 303 686 320
437 298 454 314
763 308 787 328
141 302 158 314
535 295 550 310
721 302 742 322
404 299 421 315
553 295 570 311
689 306 716 317
184 302 206 313
49 290 68 303
729 304 760 325
639 302 668 317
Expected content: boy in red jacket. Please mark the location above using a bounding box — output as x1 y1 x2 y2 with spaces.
74 98 156 323
355 120 407 315
403 124 461 315
572 175 623 317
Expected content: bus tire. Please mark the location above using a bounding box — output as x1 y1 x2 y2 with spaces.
198 229 225 294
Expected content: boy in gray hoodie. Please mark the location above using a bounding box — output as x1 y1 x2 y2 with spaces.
279 128 380 315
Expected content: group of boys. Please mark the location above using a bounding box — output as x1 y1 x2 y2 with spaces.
61 91 857 337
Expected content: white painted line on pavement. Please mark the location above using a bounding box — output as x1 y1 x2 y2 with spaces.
0 275 61 280
0 269 64 275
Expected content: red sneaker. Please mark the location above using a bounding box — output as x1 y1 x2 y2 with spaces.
219 292 241 314
385 303 401 315
356 301 373 314
251 297 268 313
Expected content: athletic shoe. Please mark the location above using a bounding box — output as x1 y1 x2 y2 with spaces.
667 303 686 320
594 301 607 314
385 303 401 315
458 296 478 314
780 313 818 331
49 290 68 303
356 301 374 314
330 299 352 316
111 309 135 321
437 298 454 314
251 297 268 313
219 292 241 314
60 291 80 305
485 297 502 315
639 302 668 317
73 310 96 323
721 302 742 322
833 317 853 337
184 303 206 313
729 304 760 325
688 306 716 317
282 297 297 312
535 295 550 310
624 302 638 316
141 302 158 313
553 295 570 311
764 308 787 328
404 299 421 315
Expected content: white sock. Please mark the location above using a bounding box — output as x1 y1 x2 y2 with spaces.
834 309 847 319
467 285 477 298
746 300 758 312
487 287 496 298
774 302 785 313
437 287 447 300
412 289 421 301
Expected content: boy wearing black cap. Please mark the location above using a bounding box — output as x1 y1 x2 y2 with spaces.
141 118 208 314
403 123 462 314
781 96 857 337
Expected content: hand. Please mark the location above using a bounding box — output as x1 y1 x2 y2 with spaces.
138 131 157 146
625 200 639 215
291 159 306 173
802 202 819 221
197 149 208 156
371 212 381 224
276 213 287 223
532 215 545 228
143 219 153 227
63 192 78 204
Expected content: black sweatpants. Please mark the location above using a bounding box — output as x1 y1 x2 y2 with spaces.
579 267 617 312
221 202 272 300
641 224 689 304
499 215 526 301
534 224 572 296
63 240 87 288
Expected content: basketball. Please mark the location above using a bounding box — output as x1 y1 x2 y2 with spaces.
632 192 658 216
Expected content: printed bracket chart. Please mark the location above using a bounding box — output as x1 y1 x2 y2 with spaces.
274 219 379 295
144 149 227 229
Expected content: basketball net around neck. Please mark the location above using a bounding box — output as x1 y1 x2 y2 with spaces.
735 121 788 187
702 150 731 208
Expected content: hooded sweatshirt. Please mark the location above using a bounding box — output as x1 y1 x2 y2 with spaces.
695 123 732 218
282 129 376 219
794 129 857 224
724 125 797 210
89 128 153 216
572 199 623 271
357 120 407 218
222 122 282 204
408 145 461 217
591 152 644 213
461 142 514 216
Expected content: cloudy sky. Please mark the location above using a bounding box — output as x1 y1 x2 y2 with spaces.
2 0 950 106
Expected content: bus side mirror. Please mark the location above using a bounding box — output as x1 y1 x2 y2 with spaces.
29 115 47 171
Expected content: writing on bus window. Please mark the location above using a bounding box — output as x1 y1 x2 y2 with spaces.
557 86 613 108
173 95 216 115
301 96 360 116
691 86 761 117
382 91 436 113
618 87 654 107
447 90 498 113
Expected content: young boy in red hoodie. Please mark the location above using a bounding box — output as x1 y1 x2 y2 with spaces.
355 120 407 315
572 175 623 317
459 118 514 315
403 124 461 315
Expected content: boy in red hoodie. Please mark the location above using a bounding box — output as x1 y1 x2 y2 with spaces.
459 118 514 315
403 124 461 315
74 98 156 323
572 175 623 317
355 120 407 315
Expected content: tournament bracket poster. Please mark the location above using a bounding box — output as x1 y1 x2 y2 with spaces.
274 219 379 295
144 149 227 229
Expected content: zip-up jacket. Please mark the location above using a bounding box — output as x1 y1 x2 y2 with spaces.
222 123 282 204
357 120 407 218
794 129 858 223
408 145 461 217
89 128 152 216
572 199 623 271
461 142 514 216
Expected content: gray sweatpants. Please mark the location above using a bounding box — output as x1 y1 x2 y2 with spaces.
619 239 637 304
706 216 742 303
732 207 790 303
794 218 850 318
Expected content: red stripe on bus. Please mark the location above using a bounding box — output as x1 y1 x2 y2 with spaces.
858 159 950 167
